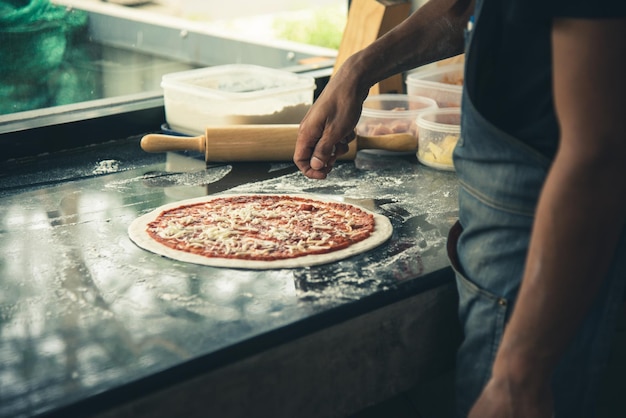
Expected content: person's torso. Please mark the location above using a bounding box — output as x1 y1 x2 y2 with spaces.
465 0 626 160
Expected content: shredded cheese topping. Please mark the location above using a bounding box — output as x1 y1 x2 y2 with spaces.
146 195 375 261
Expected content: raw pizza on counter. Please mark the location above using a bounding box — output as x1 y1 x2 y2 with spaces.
128 194 393 269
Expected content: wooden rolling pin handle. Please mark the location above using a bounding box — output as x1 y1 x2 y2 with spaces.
204 124 301 162
139 125 416 162
204 125 359 162
140 134 206 154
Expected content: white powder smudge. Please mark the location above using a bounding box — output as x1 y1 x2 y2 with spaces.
93 160 120 175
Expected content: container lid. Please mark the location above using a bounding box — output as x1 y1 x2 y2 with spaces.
161 64 315 100
417 108 461 134
406 63 464 91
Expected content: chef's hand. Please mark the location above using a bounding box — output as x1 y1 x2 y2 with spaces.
468 369 554 418
294 60 370 179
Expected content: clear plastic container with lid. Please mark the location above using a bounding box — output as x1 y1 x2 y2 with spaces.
356 94 438 155
161 64 316 135
417 108 461 171
405 63 464 108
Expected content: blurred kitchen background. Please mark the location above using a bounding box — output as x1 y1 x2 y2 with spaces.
0 0 431 119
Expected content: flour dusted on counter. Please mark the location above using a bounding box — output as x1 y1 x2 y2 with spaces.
93 160 120 175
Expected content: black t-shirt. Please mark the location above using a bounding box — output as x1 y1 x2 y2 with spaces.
465 0 626 159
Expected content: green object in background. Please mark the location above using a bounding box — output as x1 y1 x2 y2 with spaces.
0 0 89 115
273 5 345 50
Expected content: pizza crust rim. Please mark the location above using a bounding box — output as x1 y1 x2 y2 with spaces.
128 193 393 270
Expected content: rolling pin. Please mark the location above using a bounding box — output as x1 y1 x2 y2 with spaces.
140 124 417 162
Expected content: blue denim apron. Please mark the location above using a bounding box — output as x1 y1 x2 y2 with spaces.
449 1 626 416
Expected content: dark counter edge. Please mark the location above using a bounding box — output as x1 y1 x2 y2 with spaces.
36 266 454 418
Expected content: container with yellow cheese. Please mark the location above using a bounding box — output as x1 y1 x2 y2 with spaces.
417 108 461 171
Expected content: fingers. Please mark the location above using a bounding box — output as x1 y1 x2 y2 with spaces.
305 131 355 177
310 131 355 170
336 131 356 156
294 123 326 179
310 155 326 171
293 86 361 179
295 140 335 180
310 133 337 167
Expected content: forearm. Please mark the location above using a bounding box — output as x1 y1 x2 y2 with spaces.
494 151 626 383
491 17 626 389
294 0 474 179
343 0 473 91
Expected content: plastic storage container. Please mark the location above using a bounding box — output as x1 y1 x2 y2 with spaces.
405 63 464 108
416 108 461 171
355 94 438 155
161 64 316 135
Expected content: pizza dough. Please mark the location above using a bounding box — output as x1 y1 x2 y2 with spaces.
128 194 393 269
